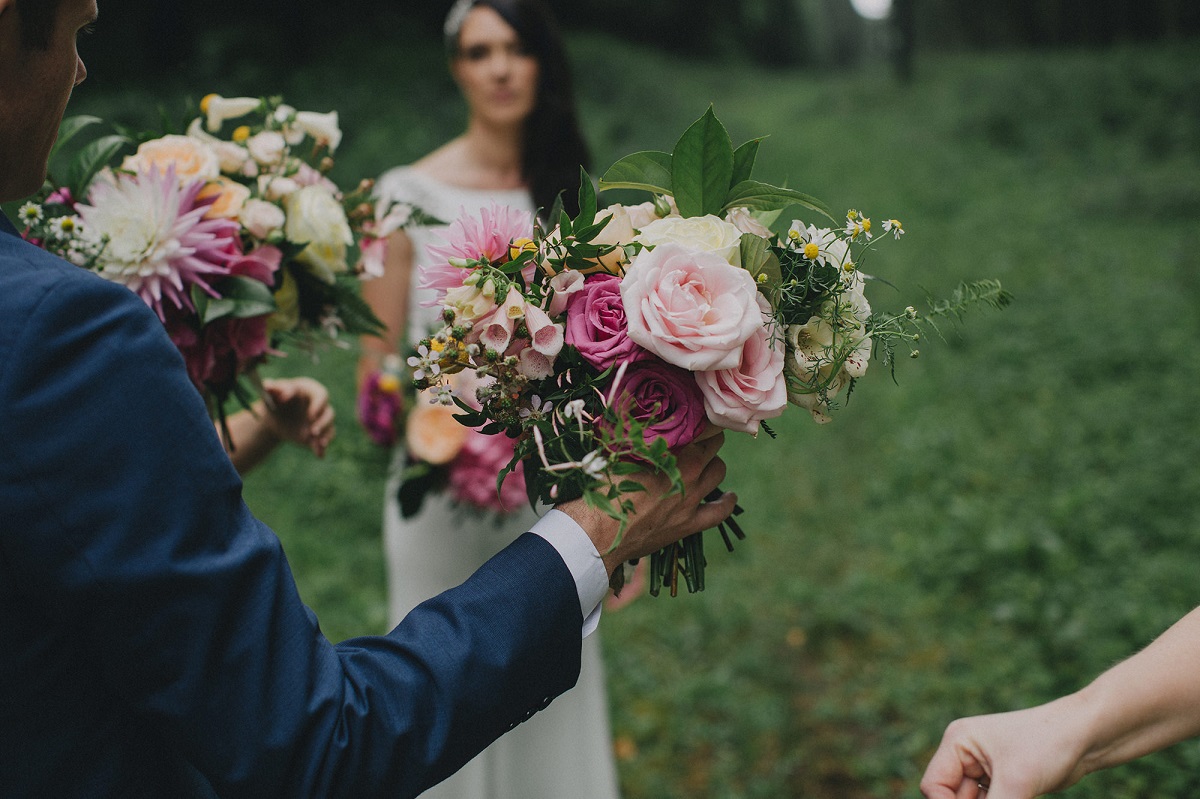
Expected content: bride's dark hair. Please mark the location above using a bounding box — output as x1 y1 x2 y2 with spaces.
448 0 592 219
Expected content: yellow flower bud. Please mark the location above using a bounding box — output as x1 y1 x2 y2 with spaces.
787 229 801 241
377 374 401 394
509 237 537 261
200 93 218 114
232 126 251 143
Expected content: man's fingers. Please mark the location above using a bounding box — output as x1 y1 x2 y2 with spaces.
693 455 727 499
689 491 737 533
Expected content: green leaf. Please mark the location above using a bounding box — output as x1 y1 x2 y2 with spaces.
577 167 597 225
49 115 102 161
723 179 832 220
671 107 735 218
739 233 782 289
67 134 131 197
202 276 277 323
731 137 763 186
598 151 673 195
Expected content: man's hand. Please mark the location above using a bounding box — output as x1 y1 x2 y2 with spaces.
557 431 735 577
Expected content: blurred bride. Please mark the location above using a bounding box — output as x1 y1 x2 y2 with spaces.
358 1 620 797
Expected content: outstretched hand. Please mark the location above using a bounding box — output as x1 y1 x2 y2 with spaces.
261 377 337 458
557 430 736 578
921 696 1093 799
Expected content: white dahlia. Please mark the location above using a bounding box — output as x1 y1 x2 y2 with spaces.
78 167 240 319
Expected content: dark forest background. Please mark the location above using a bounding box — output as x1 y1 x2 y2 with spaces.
89 0 1200 81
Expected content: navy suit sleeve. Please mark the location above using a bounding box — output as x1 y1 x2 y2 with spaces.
0 257 582 798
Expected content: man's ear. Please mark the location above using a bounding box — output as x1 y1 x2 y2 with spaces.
0 0 11 17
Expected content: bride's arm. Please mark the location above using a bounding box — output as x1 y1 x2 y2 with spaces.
921 605 1200 798
358 228 413 391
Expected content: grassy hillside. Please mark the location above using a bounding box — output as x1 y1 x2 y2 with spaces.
63 30 1200 798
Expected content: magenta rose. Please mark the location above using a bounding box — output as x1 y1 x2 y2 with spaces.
163 304 270 397
609 359 707 449
696 295 788 434
565 274 645 370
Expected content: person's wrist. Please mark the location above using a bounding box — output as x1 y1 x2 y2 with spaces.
556 499 623 578
1056 685 1111 778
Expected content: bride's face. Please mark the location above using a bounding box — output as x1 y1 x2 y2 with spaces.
451 6 539 128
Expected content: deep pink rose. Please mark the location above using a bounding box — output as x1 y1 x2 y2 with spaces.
609 359 707 449
620 243 761 371
565 274 645 370
448 430 527 513
163 304 270 397
696 295 787 434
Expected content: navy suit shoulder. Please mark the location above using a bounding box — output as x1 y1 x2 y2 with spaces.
0 225 583 798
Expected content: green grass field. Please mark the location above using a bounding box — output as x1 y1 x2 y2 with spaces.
65 30 1200 798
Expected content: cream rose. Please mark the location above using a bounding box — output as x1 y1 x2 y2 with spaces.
635 214 743 267
285 186 354 283
122 135 220 183
246 130 287 166
239 198 287 239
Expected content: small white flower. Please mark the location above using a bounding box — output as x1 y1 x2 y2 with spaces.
561 399 586 420
518 394 553 420
883 218 905 239
580 450 608 480
18 202 43 224
49 215 82 239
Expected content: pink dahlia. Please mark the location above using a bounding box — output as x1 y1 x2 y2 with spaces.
78 167 241 320
420 203 534 306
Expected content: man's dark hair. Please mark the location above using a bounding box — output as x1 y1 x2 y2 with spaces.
15 0 63 49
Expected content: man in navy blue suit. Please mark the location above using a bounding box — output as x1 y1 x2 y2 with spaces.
0 1 736 795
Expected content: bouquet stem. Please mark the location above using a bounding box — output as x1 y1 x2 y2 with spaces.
648 489 744 597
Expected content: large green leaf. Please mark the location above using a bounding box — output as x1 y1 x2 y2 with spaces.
723 179 832 219
49 115 102 161
671 107 735 217
66 134 131 197
731 137 763 186
577 166 597 224
598 151 673 195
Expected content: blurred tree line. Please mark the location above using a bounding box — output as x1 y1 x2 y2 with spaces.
89 0 1200 79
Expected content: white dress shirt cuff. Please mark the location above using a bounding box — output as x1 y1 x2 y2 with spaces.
530 509 608 637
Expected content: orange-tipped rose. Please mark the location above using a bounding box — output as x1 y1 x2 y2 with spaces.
197 177 251 220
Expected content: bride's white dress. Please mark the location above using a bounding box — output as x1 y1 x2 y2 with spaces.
374 166 620 799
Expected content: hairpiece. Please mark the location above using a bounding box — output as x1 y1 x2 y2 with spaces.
444 0 479 47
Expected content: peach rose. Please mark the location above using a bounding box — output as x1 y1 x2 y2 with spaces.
197 177 251 220
406 393 469 465
122 135 219 183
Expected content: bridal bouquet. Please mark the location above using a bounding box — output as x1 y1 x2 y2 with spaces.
406 108 1010 595
16 94 416 422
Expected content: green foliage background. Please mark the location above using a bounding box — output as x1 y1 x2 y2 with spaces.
61 25 1200 799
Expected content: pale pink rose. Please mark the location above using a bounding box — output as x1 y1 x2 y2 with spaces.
696 295 787 434
620 243 761 371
